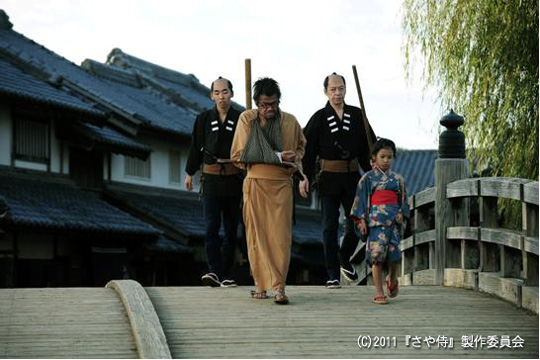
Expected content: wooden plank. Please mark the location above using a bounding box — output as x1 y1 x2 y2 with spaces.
478 272 523 307
2 284 538 359
401 236 414 251
106 279 171 359
523 200 539 286
479 177 531 201
446 178 478 198
146 285 538 358
416 229 435 246
411 187 435 209
413 269 436 285
523 182 539 205
444 268 477 290
447 226 478 240
0 288 137 359
398 272 412 286
522 286 539 314
481 228 522 250
435 158 469 285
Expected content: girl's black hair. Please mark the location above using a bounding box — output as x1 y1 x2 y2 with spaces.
210 76 234 94
253 77 281 104
371 137 397 158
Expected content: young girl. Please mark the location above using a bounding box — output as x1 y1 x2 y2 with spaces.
350 138 409 304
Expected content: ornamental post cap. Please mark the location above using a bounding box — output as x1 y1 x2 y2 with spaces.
440 109 464 129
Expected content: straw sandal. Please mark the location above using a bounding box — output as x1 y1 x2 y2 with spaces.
386 277 399 298
372 295 389 304
274 290 289 305
250 290 268 299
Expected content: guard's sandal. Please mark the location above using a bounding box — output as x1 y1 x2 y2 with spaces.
386 277 399 298
250 290 268 299
274 290 289 305
372 295 389 304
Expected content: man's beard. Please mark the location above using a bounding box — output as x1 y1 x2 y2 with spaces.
264 109 280 121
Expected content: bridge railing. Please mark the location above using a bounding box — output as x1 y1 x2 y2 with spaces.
400 177 539 313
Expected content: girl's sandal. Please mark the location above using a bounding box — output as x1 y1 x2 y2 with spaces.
372 295 389 304
274 290 289 305
386 277 399 298
250 290 268 299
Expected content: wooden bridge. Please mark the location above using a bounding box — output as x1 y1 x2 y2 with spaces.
0 113 538 358
0 281 538 358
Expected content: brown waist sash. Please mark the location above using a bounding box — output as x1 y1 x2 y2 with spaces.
320 158 359 173
203 163 241 175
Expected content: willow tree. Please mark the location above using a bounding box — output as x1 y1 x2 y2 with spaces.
402 0 538 180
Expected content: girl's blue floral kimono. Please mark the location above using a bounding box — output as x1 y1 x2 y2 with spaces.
350 166 410 266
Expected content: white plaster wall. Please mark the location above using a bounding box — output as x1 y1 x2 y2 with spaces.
49 120 61 173
62 143 70 175
110 137 198 192
0 105 12 166
13 160 48 171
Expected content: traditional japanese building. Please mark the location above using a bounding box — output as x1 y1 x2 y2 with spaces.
0 9 437 288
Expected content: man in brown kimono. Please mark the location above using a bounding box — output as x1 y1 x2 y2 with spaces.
231 77 307 304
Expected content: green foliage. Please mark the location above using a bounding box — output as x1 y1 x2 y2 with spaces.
402 0 538 180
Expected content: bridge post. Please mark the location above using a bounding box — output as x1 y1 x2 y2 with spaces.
434 110 468 285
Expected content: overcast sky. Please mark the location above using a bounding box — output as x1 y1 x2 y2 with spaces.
2 0 443 149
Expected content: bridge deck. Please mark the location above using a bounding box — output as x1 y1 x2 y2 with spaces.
147 285 538 359
0 287 137 358
0 285 537 358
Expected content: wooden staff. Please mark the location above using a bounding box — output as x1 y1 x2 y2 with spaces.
245 59 252 110
352 64 374 151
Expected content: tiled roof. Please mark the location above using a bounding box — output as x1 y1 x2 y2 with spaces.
105 187 209 238
75 122 153 156
393 149 437 195
81 59 197 134
106 48 244 112
0 172 160 237
106 48 213 110
145 235 191 253
0 57 104 117
0 50 152 158
106 184 325 247
0 27 196 136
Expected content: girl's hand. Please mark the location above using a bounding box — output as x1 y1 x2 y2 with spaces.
396 213 404 224
358 219 368 235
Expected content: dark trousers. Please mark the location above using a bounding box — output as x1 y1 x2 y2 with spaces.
202 194 241 279
320 194 359 280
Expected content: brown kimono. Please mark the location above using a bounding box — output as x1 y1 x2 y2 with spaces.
231 109 306 292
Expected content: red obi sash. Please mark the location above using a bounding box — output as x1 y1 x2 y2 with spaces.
371 190 398 205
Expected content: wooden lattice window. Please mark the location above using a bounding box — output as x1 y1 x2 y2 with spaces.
14 117 50 163
125 155 151 179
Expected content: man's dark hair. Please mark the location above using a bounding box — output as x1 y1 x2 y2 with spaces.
371 137 397 158
210 76 233 94
253 77 281 104
323 72 346 90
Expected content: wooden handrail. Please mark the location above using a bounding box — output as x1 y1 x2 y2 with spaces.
446 177 538 205
401 176 538 313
